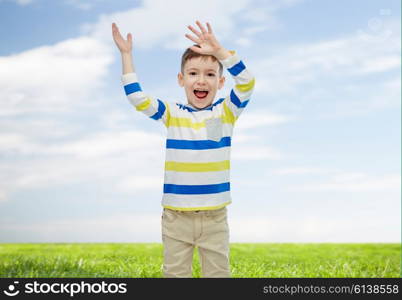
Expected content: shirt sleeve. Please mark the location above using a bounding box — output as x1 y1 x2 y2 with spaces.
219 52 255 124
121 73 171 127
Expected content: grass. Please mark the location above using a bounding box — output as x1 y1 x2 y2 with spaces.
0 243 400 278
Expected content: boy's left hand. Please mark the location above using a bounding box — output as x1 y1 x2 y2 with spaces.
185 21 231 60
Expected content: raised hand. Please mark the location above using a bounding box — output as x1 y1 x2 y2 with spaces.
185 21 230 60
112 22 132 53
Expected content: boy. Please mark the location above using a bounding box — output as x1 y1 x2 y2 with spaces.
112 20 255 278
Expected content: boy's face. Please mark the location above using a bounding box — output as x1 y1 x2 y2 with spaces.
178 57 225 109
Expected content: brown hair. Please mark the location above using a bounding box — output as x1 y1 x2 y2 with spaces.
181 45 223 76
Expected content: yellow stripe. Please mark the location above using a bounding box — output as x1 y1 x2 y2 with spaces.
135 98 151 111
222 101 236 125
169 117 205 129
235 78 255 93
169 115 234 128
165 160 230 172
163 201 231 211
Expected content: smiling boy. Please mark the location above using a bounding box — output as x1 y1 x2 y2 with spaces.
112 21 255 278
178 45 225 109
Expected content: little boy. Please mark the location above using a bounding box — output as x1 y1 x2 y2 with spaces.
112 21 255 278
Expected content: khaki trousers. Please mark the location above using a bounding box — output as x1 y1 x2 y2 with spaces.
161 206 231 278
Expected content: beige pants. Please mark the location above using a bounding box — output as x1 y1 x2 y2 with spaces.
161 206 231 278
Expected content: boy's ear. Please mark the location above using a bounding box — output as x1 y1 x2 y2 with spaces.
218 76 225 90
177 72 184 87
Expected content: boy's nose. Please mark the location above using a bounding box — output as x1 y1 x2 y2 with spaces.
196 75 207 83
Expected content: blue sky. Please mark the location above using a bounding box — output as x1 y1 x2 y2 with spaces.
0 0 400 243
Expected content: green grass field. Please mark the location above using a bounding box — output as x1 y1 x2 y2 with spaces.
0 243 400 278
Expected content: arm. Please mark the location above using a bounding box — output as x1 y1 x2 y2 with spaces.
112 23 134 74
112 23 170 126
121 52 135 74
219 51 255 122
185 21 255 122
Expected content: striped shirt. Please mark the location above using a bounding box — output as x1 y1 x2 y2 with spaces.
121 52 255 211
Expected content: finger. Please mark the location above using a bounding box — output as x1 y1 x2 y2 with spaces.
185 33 201 44
190 46 203 54
196 20 207 34
112 23 121 35
112 27 121 41
187 25 202 38
206 22 213 34
112 23 119 33
113 28 123 41
127 33 132 43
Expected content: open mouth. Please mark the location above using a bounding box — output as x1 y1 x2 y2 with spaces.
194 89 209 99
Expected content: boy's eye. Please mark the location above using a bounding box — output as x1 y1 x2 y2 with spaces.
208 73 215 77
189 72 197 75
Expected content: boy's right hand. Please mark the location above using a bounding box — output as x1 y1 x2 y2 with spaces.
112 23 132 53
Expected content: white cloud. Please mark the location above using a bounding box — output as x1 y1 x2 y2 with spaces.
250 18 401 117
236 167 401 193
232 133 259 143
0 37 113 116
229 111 290 160
116 175 164 194
0 117 81 140
359 55 400 73
234 37 252 48
272 166 333 175
232 145 283 160
7 0 102 10
65 0 93 10
0 128 164 158
0 129 166 202
0 0 33 5
45 130 164 158
254 28 400 94
235 111 294 130
16 0 31 4
98 109 133 130
242 25 270 35
82 0 302 50
82 0 248 50
0 190 6 202
293 173 400 192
